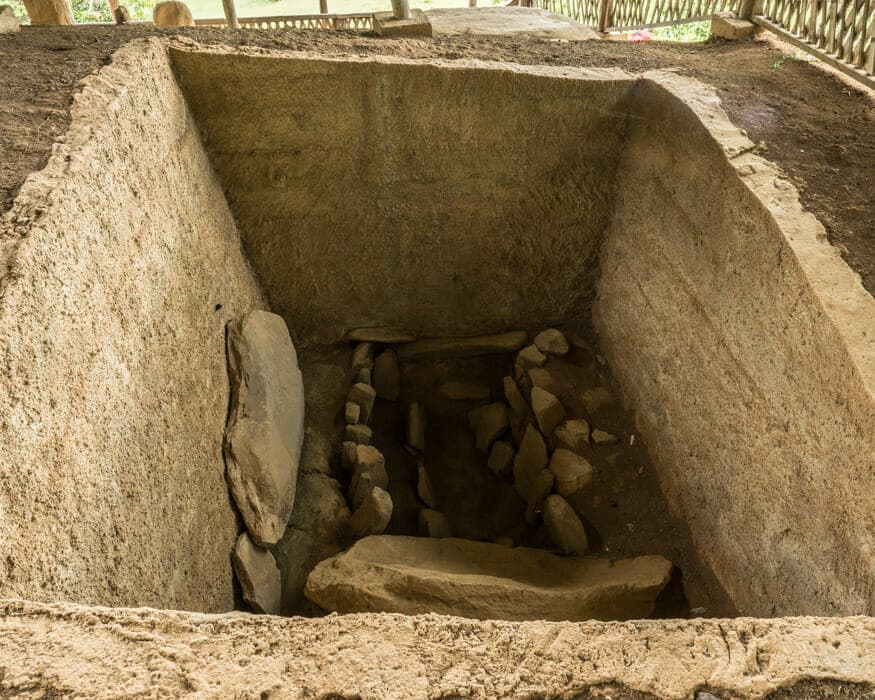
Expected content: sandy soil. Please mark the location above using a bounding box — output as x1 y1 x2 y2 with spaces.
1 26 873 295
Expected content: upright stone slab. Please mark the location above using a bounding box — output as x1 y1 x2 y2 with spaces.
225 310 305 547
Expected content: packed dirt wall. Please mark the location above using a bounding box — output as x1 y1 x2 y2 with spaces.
0 41 264 611
595 73 875 617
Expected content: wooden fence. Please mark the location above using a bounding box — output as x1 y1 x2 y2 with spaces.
756 0 874 77
534 0 873 83
194 12 373 29
533 0 739 30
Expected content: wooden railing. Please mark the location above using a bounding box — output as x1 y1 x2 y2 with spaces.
533 0 739 29
756 0 873 77
193 12 373 29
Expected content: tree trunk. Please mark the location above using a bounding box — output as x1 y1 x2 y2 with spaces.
22 0 74 24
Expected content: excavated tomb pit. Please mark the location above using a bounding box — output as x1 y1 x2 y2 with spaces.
1 38 873 696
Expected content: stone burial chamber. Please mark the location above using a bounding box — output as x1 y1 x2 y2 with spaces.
0 36 873 695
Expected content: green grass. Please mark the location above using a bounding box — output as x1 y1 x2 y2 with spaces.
649 19 710 42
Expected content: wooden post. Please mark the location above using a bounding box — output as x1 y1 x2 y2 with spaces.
22 0 74 24
597 0 609 31
468 0 477 6
107 0 118 13
391 0 410 18
222 0 239 27
319 0 328 13
738 0 756 19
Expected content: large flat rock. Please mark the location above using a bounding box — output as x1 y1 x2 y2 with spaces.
305 536 672 621
225 310 305 547
397 331 528 361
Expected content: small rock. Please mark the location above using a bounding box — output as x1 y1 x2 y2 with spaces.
534 328 569 356
566 332 594 352
582 386 614 415
543 495 588 554
345 423 373 445
407 402 426 452
231 532 281 615
468 402 509 453
531 387 566 436
351 342 374 372
552 419 590 452
373 350 401 401
592 429 619 445
517 344 547 368
350 487 393 538
357 367 372 385
346 327 417 343
351 445 387 493
417 462 438 509
344 402 361 425
524 468 555 524
418 508 452 537
0 5 20 32
348 383 376 424
439 381 490 401
695 693 721 700
340 441 357 471
348 470 374 510
503 376 528 419
527 367 553 391
510 412 530 448
549 449 594 497
487 441 515 475
513 425 548 500
529 467 554 508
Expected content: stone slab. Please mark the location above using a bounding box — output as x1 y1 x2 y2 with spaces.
398 331 528 361
373 9 433 38
711 13 757 39
305 535 671 621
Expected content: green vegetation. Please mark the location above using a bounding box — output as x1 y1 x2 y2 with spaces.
650 19 710 42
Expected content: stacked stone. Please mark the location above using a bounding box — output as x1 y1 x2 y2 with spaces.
467 328 620 556
342 342 393 538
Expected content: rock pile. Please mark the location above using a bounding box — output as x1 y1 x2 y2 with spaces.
456 328 626 555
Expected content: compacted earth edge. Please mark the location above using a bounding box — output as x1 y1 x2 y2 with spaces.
1 26 873 294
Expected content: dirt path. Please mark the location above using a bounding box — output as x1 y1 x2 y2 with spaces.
1 26 873 293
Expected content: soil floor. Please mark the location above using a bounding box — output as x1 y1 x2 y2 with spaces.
1 26 873 295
